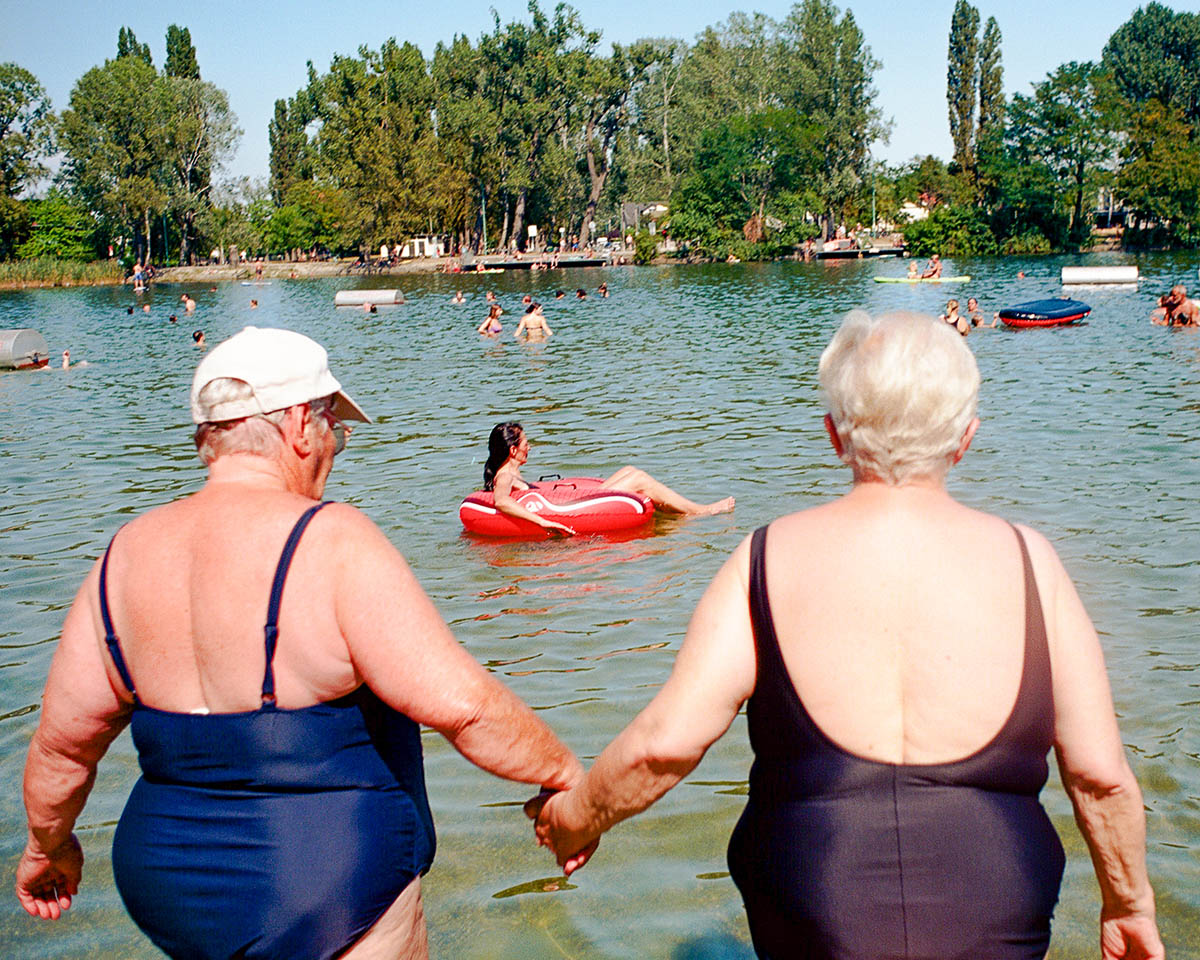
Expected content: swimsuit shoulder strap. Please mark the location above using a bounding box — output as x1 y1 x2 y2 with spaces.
261 502 332 708
1005 523 1054 733
99 530 137 699
747 524 789 682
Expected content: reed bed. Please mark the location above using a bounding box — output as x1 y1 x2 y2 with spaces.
0 258 125 288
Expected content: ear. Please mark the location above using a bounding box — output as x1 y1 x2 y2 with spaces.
824 414 846 459
282 404 316 458
951 417 980 464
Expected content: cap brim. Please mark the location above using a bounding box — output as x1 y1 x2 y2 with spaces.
331 389 371 423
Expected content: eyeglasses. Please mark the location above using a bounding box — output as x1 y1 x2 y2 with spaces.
310 398 348 455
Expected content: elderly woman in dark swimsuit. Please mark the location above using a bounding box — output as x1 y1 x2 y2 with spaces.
528 311 1162 960
483 422 734 537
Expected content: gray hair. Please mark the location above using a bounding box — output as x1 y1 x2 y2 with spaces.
193 378 330 464
818 310 980 484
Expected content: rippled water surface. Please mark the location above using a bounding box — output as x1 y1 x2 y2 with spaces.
2 254 1198 958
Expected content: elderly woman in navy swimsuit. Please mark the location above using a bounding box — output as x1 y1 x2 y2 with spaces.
483 421 735 537
528 311 1163 960
18 327 585 959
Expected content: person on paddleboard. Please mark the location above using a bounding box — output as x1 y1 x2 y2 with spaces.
921 254 943 279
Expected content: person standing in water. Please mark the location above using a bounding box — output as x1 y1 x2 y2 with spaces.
477 304 503 336
514 303 553 339
482 422 734 538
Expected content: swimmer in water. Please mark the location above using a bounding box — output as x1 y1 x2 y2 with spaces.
514 303 553 339
967 297 997 328
181 295 196 313
941 299 969 336
575 288 587 300
597 282 609 297
126 306 135 315
485 290 497 304
554 290 565 300
142 304 151 314
250 299 259 309
61 350 70 370
1151 285 1200 326
521 294 533 306
452 291 465 304
192 330 205 347
482 422 734 537
477 304 503 336
169 315 178 323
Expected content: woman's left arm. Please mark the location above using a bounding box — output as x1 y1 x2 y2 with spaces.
18 563 133 919
530 535 757 872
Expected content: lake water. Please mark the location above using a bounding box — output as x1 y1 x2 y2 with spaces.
1 253 1198 958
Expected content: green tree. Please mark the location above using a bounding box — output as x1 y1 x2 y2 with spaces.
156 76 239 263
902 204 997 256
0 195 30 260
1007 62 1117 244
116 27 152 65
779 0 885 237
16 191 96 260
305 39 439 251
1102 3 1200 127
58 53 164 261
0 63 55 199
165 25 200 79
1117 99 1200 238
946 0 980 178
977 18 1004 154
268 95 312 206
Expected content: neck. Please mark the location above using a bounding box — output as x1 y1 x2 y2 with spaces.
205 453 325 499
847 471 950 497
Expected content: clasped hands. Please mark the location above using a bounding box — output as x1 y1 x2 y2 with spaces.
524 788 600 876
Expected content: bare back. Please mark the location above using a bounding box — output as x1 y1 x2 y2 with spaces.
762 486 1033 766
97 486 359 713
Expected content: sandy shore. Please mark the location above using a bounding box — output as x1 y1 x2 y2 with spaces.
156 258 453 284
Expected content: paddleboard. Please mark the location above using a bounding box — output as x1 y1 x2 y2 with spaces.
873 276 971 284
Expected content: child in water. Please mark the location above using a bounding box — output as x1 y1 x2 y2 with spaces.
941 299 969 336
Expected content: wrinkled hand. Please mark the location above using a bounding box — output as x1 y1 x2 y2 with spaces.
16 835 83 920
1101 913 1164 960
524 789 598 876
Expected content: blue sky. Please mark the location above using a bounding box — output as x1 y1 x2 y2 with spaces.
0 0 1172 186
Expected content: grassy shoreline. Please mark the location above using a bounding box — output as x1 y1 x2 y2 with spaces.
0 258 125 290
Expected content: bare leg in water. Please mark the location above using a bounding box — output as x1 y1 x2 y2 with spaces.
602 465 734 516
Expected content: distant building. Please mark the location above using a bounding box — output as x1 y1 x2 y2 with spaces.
399 235 448 258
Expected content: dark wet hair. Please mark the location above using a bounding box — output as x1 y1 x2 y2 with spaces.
483 421 524 491
576 288 586 296
192 329 204 342
525 303 538 314
554 290 565 298
126 306 134 314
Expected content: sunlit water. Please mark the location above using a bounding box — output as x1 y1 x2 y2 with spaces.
1 253 1198 958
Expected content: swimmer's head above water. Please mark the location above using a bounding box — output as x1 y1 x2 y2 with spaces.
483 421 525 491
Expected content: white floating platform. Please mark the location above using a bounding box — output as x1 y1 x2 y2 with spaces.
1061 265 1138 285
334 289 405 306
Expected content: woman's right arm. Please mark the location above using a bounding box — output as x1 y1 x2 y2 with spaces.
493 470 574 536
529 536 758 872
19 564 133 920
1021 526 1164 960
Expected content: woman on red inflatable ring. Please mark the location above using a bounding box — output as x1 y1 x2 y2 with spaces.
482 422 735 538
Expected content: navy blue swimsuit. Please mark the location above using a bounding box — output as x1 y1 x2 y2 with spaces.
727 524 1065 960
102 503 436 960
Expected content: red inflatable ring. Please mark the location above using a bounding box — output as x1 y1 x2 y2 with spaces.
459 477 654 537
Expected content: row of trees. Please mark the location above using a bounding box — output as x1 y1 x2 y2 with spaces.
1 2 1197 267
0 25 238 265
904 0 1200 255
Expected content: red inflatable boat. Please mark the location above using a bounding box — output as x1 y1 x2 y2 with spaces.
459 477 654 537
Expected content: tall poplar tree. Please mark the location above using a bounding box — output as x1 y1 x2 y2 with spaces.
116 27 152 65
946 0 980 176
977 17 1004 149
165 25 200 80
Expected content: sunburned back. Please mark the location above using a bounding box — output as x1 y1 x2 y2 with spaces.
762 489 1030 765
100 487 357 713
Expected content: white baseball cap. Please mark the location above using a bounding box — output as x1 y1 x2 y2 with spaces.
190 326 370 425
